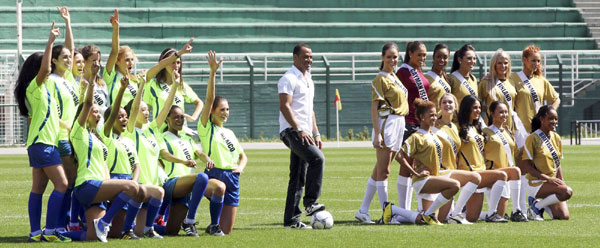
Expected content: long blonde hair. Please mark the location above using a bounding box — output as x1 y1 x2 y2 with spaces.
486 49 512 101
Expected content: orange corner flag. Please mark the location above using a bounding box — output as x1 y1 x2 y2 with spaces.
334 89 342 110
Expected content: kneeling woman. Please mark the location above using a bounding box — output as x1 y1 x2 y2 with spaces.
383 99 460 225
70 65 140 243
457 95 508 222
198 51 248 235
523 106 572 220
483 101 526 222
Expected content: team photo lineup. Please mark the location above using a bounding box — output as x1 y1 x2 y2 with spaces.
13 5 576 244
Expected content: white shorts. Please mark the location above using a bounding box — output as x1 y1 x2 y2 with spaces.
526 180 544 199
413 177 437 209
475 188 489 194
372 115 405 152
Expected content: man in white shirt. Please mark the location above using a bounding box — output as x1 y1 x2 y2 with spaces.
278 43 325 229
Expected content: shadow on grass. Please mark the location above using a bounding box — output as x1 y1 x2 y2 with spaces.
242 220 370 230
0 236 28 243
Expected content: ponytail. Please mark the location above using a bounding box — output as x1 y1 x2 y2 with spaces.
451 44 475 73
403 41 424 65
531 105 555 132
379 42 399 70
522 44 543 76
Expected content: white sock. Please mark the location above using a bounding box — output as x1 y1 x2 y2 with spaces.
184 217 195 225
144 226 153 233
519 175 528 211
451 182 477 217
509 180 521 212
535 194 560 209
391 205 419 223
397 175 411 209
376 181 388 209
43 228 55 235
488 180 507 213
544 206 554 219
359 177 377 213
424 194 450 216
479 211 488 220
406 182 413 210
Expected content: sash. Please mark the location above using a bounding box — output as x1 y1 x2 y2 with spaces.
452 71 477 97
160 82 183 106
432 126 457 155
50 73 80 108
517 71 541 112
495 80 513 110
426 71 451 93
164 132 193 161
401 64 428 101
489 125 514 167
378 71 408 97
469 127 484 154
534 129 561 168
417 129 444 169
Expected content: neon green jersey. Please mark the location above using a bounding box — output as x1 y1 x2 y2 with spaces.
25 77 60 147
123 120 164 185
103 69 138 108
197 121 243 170
99 126 138 175
51 71 80 141
143 79 199 119
70 121 108 187
160 131 197 179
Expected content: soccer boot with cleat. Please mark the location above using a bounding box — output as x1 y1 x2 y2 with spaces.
421 213 443 226
284 221 312 229
144 229 163 239
27 233 43 242
121 228 141 240
485 212 509 223
510 210 529 222
447 214 472 224
354 210 375 224
527 196 544 221
305 202 326 216
206 224 225 236
181 222 200 237
382 202 394 224
42 231 72 242
93 218 110 243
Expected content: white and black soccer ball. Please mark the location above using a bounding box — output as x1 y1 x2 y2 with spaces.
310 210 334 229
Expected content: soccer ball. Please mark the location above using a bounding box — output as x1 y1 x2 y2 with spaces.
310 210 334 229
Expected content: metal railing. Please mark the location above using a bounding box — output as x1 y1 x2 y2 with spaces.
570 120 600 145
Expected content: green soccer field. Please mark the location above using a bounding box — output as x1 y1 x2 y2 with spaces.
1 146 598 247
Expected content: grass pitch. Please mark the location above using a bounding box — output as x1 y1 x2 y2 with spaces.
0 146 598 247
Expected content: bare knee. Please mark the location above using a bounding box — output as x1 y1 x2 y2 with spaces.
134 185 147 202
470 173 482 185
557 186 573 201
212 181 226 196
449 180 460 194
497 171 508 181
123 181 139 196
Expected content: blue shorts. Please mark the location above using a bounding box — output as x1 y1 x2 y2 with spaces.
74 180 107 211
57 140 73 157
205 168 240 206
162 177 190 207
110 174 132 211
27 143 62 168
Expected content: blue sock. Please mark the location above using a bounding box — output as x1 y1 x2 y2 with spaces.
186 173 209 222
209 194 224 225
100 193 131 230
79 207 86 226
146 197 163 228
28 192 43 233
70 195 81 226
123 200 142 232
46 190 65 230
60 188 73 228
60 230 86 241
153 224 167 235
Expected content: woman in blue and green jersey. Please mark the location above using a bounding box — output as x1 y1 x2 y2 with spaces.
102 9 139 107
14 22 71 243
198 51 248 235
70 67 141 243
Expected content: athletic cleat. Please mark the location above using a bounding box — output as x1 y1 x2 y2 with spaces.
374 217 384 225
510 210 528 222
121 228 141 240
206 224 225 236
305 202 326 216
284 221 312 229
528 196 544 221
448 214 472 225
485 212 509 223
382 202 394 224
154 216 166 226
42 232 72 242
93 218 109 243
421 213 443 225
355 210 375 224
144 229 163 239
27 233 43 242
181 222 199 237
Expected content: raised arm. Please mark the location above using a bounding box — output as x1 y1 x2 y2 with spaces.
146 38 194 80
36 22 60 86
199 50 223 126
105 9 119 74
103 76 128 137
58 6 74 66
77 61 99 126
154 71 181 128
126 74 146 133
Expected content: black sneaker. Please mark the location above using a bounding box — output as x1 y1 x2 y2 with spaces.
284 221 312 229
485 212 509 223
510 210 529 222
305 202 326 216
205 224 225 236
181 222 199 237
121 228 141 240
144 229 163 239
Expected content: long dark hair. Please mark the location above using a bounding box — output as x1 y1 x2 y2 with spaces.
15 52 44 117
458 95 482 141
403 41 424 65
51 44 66 73
531 105 555 132
486 100 505 126
156 48 182 84
451 44 475 73
164 105 183 132
379 42 399 70
431 43 450 83
209 96 228 123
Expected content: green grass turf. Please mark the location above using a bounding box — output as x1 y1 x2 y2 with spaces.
0 146 598 247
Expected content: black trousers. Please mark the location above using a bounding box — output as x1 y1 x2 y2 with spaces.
280 128 325 225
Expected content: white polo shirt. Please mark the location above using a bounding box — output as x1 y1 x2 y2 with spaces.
278 66 314 134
